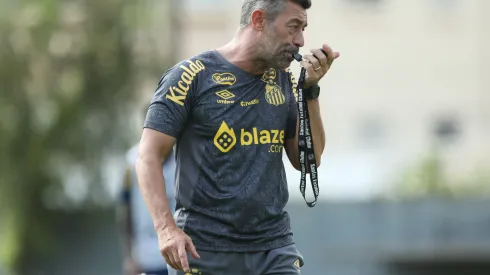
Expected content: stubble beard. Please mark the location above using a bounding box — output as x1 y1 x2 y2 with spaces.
257 37 290 70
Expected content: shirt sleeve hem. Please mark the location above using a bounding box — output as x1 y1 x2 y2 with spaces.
142 124 180 139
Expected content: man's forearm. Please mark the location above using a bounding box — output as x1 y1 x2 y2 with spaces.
288 98 325 170
135 156 176 231
306 98 326 160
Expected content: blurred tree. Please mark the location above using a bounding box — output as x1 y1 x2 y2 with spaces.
390 150 490 200
392 152 452 199
0 0 171 273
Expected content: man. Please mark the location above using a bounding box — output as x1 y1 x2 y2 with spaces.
117 126 177 275
136 0 339 274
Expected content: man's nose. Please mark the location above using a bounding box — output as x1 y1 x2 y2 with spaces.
293 32 305 48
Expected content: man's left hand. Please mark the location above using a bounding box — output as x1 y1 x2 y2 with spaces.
300 44 340 89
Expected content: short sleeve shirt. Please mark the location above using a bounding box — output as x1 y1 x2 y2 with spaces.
144 50 298 252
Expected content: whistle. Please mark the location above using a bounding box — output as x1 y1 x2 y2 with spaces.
293 49 328 62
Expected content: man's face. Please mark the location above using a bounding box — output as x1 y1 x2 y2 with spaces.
259 1 307 69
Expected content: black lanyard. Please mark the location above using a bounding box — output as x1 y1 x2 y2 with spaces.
295 65 319 208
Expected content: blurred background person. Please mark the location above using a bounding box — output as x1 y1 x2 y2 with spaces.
117 107 177 275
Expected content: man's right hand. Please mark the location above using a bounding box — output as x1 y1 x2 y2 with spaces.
158 226 200 273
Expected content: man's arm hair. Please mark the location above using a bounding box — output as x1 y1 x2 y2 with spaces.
136 128 177 232
138 57 199 231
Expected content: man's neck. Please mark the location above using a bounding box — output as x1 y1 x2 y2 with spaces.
217 31 269 76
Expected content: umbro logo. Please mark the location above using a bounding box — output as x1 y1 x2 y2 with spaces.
216 90 235 100
216 90 235 104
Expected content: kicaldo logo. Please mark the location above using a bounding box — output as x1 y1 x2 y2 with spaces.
213 121 285 153
166 60 205 106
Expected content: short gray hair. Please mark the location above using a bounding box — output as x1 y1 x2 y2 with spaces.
239 0 312 28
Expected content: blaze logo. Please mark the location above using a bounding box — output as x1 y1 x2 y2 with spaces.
212 72 236 86
265 84 285 106
213 121 285 153
166 60 205 106
240 128 284 146
214 121 237 153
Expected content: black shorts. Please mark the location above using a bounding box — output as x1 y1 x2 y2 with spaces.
167 244 304 275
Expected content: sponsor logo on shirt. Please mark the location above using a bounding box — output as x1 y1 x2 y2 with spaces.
214 121 237 153
165 59 205 106
214 121 284 153
240 99 259 107
212 72 236 86
216 90 235 104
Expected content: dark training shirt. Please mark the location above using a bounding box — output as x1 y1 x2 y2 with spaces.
144 50 299 252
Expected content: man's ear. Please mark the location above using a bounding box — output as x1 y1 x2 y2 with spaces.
250 9 266 31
